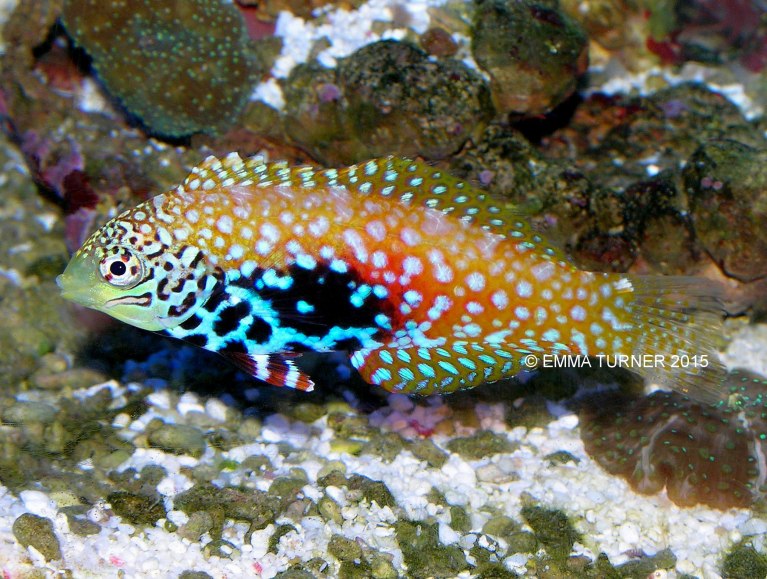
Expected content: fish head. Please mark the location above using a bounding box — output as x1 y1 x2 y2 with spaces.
57 201 219 332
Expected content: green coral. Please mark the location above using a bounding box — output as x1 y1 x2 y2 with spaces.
446 429 515 459
173 482 279 541
61 0 257 137
683 139 767 282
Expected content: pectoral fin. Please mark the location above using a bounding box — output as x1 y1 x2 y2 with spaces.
222 351 314 391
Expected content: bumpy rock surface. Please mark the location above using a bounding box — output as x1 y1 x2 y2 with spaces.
683 140 767 282
284 40 494 165
471 0 588 115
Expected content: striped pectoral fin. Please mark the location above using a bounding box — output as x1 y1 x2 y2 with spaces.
221 351 314 391
350 342 521 395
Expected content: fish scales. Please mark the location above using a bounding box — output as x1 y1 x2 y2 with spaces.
58 154 726 400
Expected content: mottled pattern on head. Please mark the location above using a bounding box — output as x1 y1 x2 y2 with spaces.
63 196 219 330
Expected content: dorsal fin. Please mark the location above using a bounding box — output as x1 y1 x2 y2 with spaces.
181 153 272 192
334 157 530 235
180 154 568 262
332 157 569 263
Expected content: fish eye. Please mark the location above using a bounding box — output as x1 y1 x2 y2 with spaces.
99 249 144 288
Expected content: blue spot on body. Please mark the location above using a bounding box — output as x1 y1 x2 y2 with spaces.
418 363 435 378
457 357 476 370
330 259 348 274
372 368 392 384
296 254 317 270
262 269 293 290
396 349 411 363
296 300 314 314
438 360 459 375
375 314 392 330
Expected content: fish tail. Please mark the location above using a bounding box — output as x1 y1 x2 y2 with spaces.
617 274 727 403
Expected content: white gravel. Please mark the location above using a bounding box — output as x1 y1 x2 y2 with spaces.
2 322 766 577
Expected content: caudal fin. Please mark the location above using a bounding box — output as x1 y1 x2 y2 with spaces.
622 275 727 403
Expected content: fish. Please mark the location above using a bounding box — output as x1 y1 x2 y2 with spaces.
57 154 726 400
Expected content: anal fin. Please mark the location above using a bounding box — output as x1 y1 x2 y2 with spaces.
351 342 522 395
223 351 314 392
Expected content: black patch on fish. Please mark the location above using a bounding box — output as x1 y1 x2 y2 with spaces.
220 340 248 354
179 314 203 331
333 337 364 352
157 278 169 298
188 250 204 269
167 293 197 317
283 341 311 352
246 262 397 338
144 247 165 260
184 334 208 347
214 302 251 335
203 288 228 313
245 317 272 343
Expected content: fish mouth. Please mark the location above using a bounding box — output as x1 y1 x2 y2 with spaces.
56 273 78 301
56 256 102 307
56 272 77 300
55 274 71 298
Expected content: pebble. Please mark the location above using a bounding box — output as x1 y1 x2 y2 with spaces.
12 513 62 561
204 398 229 422
148 424 207 458
438 522 460 545
619 521 641 545
20 490 57 518
2 401 57 424
177 392 206 416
